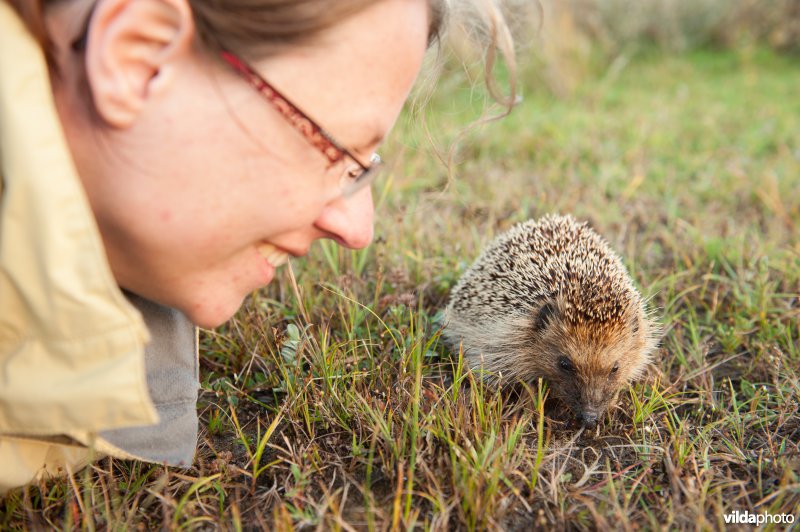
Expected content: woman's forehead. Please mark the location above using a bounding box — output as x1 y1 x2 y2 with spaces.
249 0 430 149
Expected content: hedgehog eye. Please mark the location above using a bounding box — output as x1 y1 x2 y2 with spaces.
611 364 619 375
558 356 575 373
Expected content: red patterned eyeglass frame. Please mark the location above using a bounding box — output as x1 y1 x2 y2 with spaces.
220 50 381 194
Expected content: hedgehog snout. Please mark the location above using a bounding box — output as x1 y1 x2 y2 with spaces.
573 379 617 427
573 399 612 428
578 409 599 428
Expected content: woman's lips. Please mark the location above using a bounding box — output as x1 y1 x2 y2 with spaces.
257 242 289 268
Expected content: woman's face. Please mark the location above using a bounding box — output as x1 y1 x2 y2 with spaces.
54 0 430 327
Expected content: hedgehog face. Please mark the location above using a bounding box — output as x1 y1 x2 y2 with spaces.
529 298 654 428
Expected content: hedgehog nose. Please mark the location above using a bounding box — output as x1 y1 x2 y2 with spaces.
580 411 599 428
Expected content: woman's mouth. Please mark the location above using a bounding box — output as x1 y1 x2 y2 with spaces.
257 242 289 267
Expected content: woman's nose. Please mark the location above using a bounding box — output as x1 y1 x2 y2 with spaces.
314 186 375 249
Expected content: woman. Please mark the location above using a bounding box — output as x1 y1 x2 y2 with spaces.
0 0 514 492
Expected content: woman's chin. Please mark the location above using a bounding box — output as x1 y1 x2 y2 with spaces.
166 260 277 328
182 293 247 329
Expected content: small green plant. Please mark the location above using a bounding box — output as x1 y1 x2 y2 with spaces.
229 405 283 492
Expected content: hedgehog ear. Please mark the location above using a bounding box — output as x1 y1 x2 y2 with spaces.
533 301 557 332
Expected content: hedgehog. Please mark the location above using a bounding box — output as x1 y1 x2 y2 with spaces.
442 214 658 428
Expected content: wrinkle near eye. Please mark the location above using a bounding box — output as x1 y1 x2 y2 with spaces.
352 130 384 157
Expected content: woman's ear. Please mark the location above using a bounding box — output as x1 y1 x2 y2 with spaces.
84 0 194 128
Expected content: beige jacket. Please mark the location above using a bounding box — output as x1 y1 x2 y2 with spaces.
0 3 198 494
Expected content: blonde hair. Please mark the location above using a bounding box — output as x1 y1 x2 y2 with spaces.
444 0 520 111
409 0 524 184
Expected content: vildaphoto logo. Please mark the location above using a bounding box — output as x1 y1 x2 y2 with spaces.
723 510 795 525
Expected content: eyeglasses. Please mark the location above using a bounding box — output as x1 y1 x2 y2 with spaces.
220 50 382 198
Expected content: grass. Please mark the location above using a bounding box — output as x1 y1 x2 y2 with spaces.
2 47 799 530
